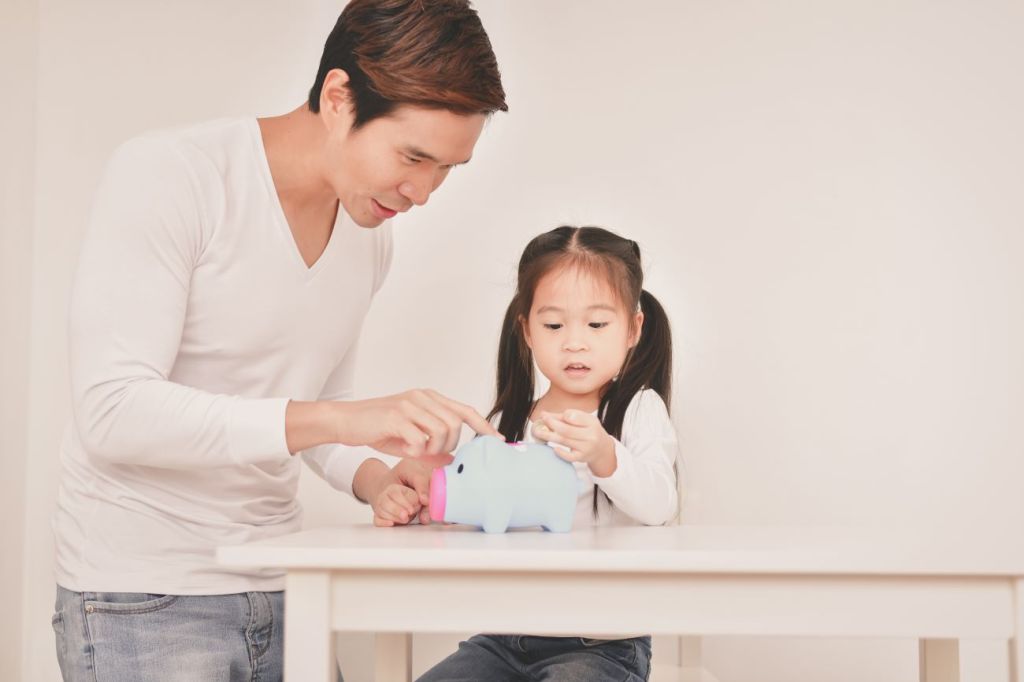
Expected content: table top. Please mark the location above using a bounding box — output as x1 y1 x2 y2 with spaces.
217 524 1024 577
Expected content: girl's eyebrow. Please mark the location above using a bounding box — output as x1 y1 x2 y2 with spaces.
536 303 617 314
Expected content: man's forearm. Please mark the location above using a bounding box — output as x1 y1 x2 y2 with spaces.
352 457 391 503
285 400 343 454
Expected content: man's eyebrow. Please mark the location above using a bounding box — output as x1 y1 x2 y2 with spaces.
405 146 472 167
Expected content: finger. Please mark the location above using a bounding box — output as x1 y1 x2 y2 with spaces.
418 507 431 525
387 487 418 518
560 409 599 427
392 418 428 458
551 446 584 463
538 413 590 442
376 495 409 524
418 453 454 470
403 403 453 457
374 516 394 527
412 391 466 453
397 467 433 505
424 390 501 440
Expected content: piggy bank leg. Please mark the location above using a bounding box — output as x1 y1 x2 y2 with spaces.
542 517 573 533
482 508 511 534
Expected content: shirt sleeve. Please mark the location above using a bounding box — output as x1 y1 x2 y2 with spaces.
300 337 399 496
69 137 291 469
300 224 398 495
589 389 680 525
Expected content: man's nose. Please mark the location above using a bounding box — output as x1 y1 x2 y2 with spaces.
398 175 432 207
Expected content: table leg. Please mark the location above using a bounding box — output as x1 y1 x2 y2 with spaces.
285 570 334 682
919 639 959 682
1013 578 1024 682
960 640 1010 682
375 633 412 682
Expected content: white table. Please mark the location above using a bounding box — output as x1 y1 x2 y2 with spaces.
217 524 1024 682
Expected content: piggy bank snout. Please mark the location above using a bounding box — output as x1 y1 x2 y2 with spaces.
428 467 447 522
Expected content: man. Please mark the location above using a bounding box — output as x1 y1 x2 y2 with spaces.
51 1 506 679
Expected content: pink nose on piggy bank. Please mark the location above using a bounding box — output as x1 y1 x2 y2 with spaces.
429 467 446 522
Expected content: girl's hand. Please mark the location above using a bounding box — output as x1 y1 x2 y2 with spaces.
531 410 618 477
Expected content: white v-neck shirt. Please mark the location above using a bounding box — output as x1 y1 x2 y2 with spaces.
55 118 390 594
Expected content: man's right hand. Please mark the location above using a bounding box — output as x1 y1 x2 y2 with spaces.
333 388 498 458
285 388 499 457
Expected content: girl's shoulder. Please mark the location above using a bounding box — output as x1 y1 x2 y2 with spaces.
625 387 670 418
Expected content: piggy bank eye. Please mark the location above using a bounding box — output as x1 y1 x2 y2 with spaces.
457 464 464 474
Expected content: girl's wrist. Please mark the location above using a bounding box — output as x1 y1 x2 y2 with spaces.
588 436 618 477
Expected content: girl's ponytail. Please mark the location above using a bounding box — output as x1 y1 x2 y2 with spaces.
489 295 534 442
600 289 673 440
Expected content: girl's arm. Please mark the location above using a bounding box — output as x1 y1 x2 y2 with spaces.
590 390 679 525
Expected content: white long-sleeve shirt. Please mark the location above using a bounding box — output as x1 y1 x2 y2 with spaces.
502 388 680 528
55 117 389 595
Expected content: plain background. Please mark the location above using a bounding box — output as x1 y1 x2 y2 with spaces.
2 0 1022 680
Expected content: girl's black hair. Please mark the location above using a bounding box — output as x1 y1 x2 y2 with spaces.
488 226 673 515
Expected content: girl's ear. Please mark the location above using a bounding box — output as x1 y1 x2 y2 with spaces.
628 310 644 348
520 315 533 349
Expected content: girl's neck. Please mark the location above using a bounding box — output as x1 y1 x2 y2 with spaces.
531 384 603 419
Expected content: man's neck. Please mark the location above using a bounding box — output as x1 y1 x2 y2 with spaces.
257 105 337 214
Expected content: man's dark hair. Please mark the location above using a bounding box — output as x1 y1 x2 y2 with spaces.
308 0 507 128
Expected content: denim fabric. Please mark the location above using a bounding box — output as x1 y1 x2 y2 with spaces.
52 584 284 682
416 634 652 682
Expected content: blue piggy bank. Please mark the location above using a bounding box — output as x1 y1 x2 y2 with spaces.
428 436 580 533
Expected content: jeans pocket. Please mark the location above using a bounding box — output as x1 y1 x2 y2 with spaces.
51 611 64 635
83 593 179 615
578 637 638 667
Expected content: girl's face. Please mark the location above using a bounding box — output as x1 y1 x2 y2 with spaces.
522 265 643 404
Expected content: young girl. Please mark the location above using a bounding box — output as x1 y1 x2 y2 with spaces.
373 225 680 681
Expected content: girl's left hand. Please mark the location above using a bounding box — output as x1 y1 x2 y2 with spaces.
531 410 618 477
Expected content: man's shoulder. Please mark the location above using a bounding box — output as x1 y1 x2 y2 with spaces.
112 117 256 176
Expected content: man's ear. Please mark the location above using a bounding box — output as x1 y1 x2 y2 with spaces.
319 68 354 133
629 311 644 348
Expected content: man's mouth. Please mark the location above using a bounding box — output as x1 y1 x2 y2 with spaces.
371 198 399 219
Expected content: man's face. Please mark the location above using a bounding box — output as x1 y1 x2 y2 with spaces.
322 104 486 228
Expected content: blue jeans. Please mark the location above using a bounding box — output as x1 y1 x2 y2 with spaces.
52 585 284 682
416 634 652 682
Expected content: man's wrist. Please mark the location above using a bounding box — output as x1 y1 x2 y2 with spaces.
285 400 342 455
352 457 391 504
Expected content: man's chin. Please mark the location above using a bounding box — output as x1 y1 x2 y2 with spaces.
351 215 385 229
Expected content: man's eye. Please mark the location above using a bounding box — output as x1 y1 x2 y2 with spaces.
589 322 609 329
403 155 421 164
543 323 562 331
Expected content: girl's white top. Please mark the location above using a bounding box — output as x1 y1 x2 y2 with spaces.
504 388 681 529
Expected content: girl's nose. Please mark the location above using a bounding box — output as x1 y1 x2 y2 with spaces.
563 338 587 352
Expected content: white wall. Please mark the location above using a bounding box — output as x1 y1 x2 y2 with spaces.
1 0 37 678
10 1 1024 681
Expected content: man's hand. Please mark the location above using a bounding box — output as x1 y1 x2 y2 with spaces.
285 388 499 457
366 457 450 527
530 409 618 477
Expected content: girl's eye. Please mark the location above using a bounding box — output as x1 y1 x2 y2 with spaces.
543 323 562 331
589 322 610 329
